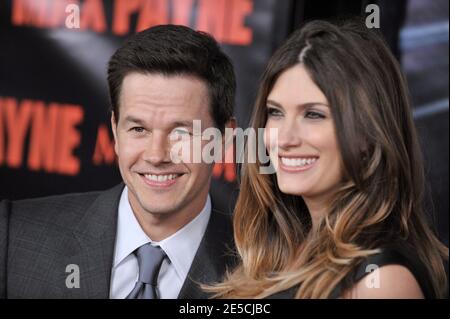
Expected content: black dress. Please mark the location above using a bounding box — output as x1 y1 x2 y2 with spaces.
267 244 438 299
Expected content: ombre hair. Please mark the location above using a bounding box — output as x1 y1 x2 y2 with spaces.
208 19 448 298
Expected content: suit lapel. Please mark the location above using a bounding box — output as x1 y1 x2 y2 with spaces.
66 183 124 298
59 185 235 299
178 208 236 299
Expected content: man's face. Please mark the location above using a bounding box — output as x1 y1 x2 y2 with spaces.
112 72 215 221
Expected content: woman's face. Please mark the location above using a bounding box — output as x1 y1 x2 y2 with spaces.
264 64 344 203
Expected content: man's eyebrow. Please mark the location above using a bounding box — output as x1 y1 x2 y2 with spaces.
172 120 194 128
266 99 329 109
123 115 146 125
123 116 195 128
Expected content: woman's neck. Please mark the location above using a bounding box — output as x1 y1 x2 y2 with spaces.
302 195 331 233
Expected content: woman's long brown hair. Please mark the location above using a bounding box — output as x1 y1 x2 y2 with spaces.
208 19 448 298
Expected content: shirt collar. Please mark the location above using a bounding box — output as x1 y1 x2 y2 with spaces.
113 186 211 281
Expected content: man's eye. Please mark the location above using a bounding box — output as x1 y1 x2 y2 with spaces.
305 111 326 119
267 107 283 117
130 127 145 133
170 128 191 139
176 129 190 134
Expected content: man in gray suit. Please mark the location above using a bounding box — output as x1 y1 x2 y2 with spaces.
0 25 237 299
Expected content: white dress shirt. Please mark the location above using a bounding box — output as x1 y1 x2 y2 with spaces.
109 186 211 299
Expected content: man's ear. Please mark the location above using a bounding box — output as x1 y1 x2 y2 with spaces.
111 112 119 155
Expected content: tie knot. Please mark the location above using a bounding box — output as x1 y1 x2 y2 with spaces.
135 243 166 285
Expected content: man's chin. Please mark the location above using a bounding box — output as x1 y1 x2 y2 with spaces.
139 200 182 216
128 189 178 214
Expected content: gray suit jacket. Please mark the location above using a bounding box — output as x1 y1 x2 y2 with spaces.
0 183 236 298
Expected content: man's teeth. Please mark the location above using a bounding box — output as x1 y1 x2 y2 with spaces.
144 174 179 182
280 157 317 167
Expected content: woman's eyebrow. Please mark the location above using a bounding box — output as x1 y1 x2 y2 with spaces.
266 100 284 109
266 99 329 109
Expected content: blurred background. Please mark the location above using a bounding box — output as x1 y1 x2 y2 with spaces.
0 0 448 245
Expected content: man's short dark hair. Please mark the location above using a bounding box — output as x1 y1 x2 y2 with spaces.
107 25 236 131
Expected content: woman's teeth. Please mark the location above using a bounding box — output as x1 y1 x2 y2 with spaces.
280 157 317 167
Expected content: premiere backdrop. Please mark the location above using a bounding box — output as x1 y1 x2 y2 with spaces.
0 0 448 244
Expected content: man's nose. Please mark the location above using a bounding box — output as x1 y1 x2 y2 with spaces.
142 132 170 165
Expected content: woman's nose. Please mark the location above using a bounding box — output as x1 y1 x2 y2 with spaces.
277 118 302 150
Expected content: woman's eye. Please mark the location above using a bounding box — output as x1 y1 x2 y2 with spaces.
305 111 325 119
267 107 283 117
